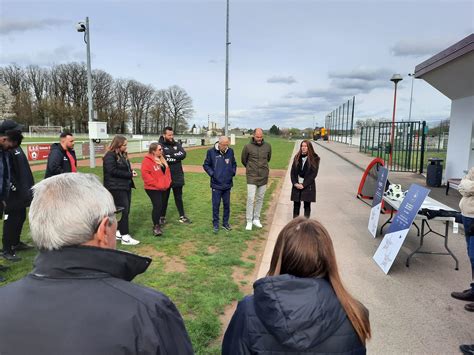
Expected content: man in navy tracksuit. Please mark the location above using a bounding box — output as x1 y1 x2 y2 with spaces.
203 136 237 233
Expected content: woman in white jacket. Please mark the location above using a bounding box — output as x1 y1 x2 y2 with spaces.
451 167 474 314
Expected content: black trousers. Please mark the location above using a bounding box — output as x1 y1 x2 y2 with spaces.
162 186 185 218
2 208 27 253
293 201 311 219
145 189 166 226
110 189 131 235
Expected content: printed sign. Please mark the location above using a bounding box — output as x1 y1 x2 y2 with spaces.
368 167 389 238
373 184 430 274
27 144 51 161
82 143 107 156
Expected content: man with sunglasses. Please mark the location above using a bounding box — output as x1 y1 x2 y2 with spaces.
0 173 193 354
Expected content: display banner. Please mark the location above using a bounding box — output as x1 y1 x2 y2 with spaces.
368 167 388 238
373 184 430 274
27 144 51 161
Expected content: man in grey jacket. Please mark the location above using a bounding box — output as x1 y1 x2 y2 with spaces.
241 128 272 231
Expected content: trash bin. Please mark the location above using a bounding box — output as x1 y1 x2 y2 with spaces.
426 158 443 187
201 139 205 146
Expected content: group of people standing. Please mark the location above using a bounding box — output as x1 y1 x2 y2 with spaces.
203 129 321 233
202 128 274 233
102 127 192 245
0 172 370 354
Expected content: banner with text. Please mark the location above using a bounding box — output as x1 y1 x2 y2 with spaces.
373 184 430 274
368 167 389 238
27 144 51 161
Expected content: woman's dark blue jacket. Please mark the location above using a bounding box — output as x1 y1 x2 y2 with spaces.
222 274 366 354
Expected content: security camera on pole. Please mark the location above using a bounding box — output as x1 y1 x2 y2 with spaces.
77 17 95 168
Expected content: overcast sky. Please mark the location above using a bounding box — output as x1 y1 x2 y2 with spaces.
1 0 473 129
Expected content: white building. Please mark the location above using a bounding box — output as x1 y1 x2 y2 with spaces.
415 34 474 180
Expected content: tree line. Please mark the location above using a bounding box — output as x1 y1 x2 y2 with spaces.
0 63 194 134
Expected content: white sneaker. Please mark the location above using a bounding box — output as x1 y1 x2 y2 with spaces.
253 220 263 228
115 231 122 240
121 234 140 245
245 222 253 231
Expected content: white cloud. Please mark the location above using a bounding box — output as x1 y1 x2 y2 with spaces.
0 19 69 35
0 45 84 66
267 75 297 85
390 38 458 57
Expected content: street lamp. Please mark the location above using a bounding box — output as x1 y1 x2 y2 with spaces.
408 73 415 122
389 74 403 167
76 17 95 168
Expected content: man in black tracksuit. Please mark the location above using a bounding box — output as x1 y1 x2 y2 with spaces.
0 120 19 281
159 127 192 224
2 130 34 262
44 132 77 179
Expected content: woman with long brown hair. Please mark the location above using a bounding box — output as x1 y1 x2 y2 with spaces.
141 143 172 236
103 135 139 245
223 217 371 354
290 140 320 218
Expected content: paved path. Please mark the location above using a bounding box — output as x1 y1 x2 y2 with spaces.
258 141 472 353
315 140 462 210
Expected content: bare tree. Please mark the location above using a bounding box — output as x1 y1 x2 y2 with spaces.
92 69 114 123
128 80 154 134
0 63 194 135
165 85 193 133
109 79 130 134
0 84 15 119
25 65 50 124
0 64 26 96
150 89 169 134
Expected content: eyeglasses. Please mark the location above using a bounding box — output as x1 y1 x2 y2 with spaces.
93 207 124 233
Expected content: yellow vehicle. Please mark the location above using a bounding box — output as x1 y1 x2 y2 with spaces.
313 127 328 140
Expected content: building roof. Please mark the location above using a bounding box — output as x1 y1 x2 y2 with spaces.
415 34 474 100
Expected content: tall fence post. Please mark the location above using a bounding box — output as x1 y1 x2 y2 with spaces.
419 121 426 174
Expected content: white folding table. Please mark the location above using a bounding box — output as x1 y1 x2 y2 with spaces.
379 196 459 270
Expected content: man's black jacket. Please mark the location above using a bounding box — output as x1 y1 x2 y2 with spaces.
6 146 34 210
159 136 186 187
44 143 77 179
0 246 194 354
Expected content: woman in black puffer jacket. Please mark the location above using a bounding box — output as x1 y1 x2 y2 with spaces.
103 135 139 245
223 218 371 354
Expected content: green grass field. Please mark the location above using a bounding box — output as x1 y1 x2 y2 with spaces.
0 164 285 353
130 137 295 170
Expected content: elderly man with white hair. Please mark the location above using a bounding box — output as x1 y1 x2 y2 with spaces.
0 173 193 354
203 136 237 234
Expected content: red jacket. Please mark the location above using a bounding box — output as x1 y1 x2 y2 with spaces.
141 154 172 191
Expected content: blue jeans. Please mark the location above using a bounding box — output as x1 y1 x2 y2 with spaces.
462 215 474 291
212 188 231 228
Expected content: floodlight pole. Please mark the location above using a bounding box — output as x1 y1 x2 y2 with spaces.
408 73 415 122
389 74 403 167
224 0 230 137
78 17 96 168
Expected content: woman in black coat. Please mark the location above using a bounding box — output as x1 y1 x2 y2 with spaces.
222 218 371 354
290 140 320 218
103 135 139 246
